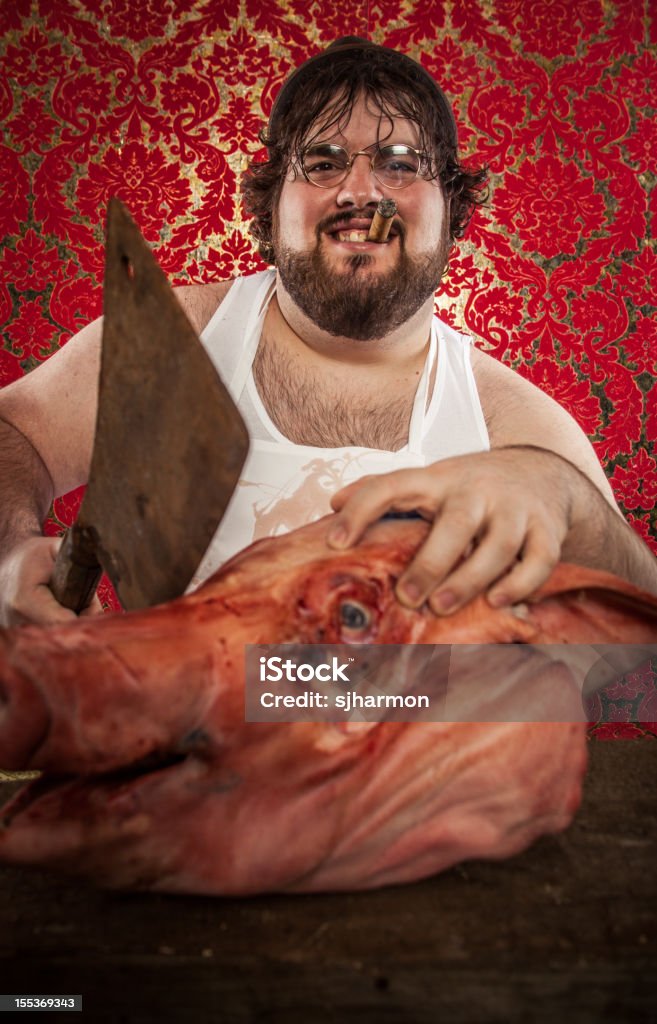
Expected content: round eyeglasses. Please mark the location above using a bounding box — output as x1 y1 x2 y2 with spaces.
298 142 429 189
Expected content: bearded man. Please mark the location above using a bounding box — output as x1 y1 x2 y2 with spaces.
0 37 655 626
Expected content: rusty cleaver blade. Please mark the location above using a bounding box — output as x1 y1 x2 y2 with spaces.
50 197 249 612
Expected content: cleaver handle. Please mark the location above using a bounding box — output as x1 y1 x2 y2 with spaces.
50 524 103 613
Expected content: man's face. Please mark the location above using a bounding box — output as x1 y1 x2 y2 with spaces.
272 92 451 341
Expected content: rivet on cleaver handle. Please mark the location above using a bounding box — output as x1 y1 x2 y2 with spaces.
51 197 250 613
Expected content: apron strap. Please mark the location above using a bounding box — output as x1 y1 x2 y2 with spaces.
406 321 437 454
229 272 277 400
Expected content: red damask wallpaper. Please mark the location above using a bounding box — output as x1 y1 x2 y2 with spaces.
0 0 655 735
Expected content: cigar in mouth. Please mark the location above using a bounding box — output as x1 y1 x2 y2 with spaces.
367 199 398 243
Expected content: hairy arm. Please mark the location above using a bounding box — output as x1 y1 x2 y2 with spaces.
0 279 235 625
537 445 653 577
0 318 102 624
0 418 53 553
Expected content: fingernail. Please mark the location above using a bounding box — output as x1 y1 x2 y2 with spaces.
328 525 347 547
399 580 422 605
488 591 509 608
433 590 456 613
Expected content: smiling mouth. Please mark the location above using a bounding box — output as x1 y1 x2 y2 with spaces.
330 226 399 244
336 229 377 242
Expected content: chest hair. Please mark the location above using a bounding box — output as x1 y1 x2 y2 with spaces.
252 338 418 451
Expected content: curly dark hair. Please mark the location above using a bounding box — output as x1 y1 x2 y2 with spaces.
241 38 488 264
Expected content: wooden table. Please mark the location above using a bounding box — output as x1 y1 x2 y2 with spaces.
1 741 655 1023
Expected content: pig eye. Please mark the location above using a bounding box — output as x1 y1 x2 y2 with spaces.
339 600 370 631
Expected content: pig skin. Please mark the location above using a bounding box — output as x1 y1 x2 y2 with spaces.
1 516 656 895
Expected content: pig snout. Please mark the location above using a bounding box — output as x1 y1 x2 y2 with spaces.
0 609 232 776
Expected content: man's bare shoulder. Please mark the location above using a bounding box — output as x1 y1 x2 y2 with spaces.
174 279 236 334
471 345 618 505
471 347 566 445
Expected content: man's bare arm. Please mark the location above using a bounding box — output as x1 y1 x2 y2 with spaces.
0 317 102 625
0 280 234 625
0 418 53 550
508 444 657 594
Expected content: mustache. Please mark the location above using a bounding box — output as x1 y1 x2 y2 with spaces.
316 208 405 239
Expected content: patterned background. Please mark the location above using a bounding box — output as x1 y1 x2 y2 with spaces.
0 0 655 736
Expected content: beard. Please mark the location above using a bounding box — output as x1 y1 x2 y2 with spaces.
273 228 450 342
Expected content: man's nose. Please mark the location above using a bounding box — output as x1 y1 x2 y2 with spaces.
335 152 384 207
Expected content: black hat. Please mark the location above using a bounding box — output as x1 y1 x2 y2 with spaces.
269 36 457 151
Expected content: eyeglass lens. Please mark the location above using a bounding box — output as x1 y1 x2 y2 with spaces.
300 144 422 188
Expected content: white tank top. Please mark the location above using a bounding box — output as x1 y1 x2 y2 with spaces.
191 270 489 586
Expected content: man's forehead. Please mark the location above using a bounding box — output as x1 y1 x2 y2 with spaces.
307 91 423 145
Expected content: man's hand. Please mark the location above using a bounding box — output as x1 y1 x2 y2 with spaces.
328 448 576 614
0 535 103 627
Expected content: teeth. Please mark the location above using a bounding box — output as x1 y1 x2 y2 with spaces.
336 230 370 242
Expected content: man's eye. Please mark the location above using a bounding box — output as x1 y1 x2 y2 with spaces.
306 158 341 172
302 147 346 175
384 160 415 174
378 151 418 174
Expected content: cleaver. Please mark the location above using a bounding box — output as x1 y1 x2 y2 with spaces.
50 198 249 612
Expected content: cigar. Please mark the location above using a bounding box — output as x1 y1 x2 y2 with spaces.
367 199 397 243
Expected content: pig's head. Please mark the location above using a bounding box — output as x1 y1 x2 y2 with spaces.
0 515 655 894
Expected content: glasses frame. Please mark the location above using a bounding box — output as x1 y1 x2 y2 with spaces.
297 142 429 190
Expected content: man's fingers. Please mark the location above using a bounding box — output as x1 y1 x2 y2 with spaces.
398 511 525 613
326 453 575 613
0 535 99 627
328 470 434 549
329 474 377 512
487 527 563 609
428 532 525 615
21 586 80 626
394 509 479 607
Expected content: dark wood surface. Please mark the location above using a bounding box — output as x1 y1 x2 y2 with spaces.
1 741 655 1023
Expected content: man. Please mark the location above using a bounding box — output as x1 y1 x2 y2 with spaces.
0 37 655 627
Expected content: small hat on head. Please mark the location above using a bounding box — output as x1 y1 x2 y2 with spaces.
269 36 458 151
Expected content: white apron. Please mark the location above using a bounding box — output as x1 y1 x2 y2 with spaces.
190 279 438 587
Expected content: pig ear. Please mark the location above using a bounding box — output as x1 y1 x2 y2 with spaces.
528 563 657 644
